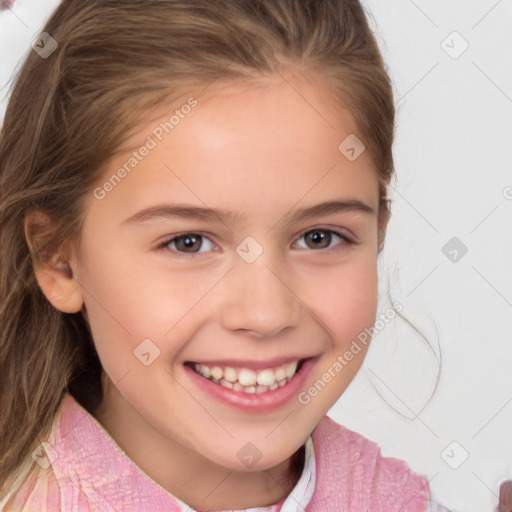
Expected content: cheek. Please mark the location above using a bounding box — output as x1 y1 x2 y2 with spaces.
308 255 378 346
75 245 213 362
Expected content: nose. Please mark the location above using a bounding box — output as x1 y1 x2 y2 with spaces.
217 257 302 338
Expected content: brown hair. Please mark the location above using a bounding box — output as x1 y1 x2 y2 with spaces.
0 0 396 499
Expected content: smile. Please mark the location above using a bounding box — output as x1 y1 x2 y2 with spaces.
189 360 305 393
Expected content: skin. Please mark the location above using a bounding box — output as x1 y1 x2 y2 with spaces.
28 72 387 510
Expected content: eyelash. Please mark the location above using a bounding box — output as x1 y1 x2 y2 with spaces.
155 228 357 260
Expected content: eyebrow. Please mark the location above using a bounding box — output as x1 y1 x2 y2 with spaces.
121 199 376 227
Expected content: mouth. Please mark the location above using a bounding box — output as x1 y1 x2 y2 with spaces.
184 358 309 394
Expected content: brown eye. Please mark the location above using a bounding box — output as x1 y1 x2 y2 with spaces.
173 234 203 253
304 230 332 249
304 229 332 249
156 232 216 259
294 229 355 253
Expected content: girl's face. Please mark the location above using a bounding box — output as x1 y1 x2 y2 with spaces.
67 75 382 498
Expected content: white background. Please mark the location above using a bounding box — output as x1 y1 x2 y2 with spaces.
1 1 511 511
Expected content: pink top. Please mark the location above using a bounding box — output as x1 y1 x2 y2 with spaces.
2 392 444 511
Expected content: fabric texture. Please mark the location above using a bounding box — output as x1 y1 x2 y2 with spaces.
2 392 441 511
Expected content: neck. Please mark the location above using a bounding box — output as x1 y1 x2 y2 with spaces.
93 388 306 510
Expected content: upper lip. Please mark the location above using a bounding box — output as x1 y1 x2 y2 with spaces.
185 355 316 369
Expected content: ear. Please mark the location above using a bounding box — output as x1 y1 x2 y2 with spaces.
377 202 391 254
24 209 84 314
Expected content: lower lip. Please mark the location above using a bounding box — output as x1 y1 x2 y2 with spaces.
183 357 317 414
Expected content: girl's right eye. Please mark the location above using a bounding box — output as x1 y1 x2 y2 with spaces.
156 233 216 259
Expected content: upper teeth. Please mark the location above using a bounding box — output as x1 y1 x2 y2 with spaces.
193 361 299 388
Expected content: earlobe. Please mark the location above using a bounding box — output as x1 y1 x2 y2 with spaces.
33 259 84 314
24 210 84 314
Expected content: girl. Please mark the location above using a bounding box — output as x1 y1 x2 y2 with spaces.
0 1 452 510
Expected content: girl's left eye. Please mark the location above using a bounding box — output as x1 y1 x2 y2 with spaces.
156 229 355 259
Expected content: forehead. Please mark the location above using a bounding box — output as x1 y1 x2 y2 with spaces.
121 71 365 164
91 75 379 225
